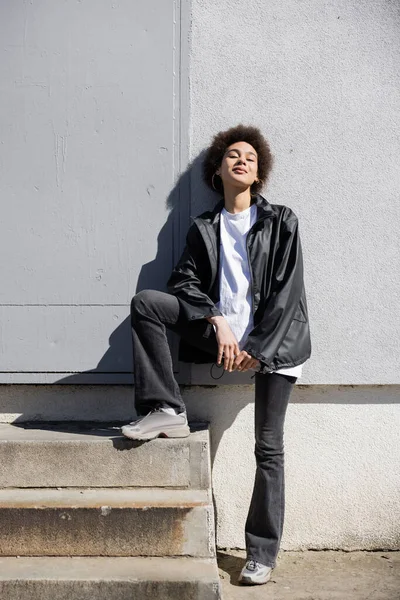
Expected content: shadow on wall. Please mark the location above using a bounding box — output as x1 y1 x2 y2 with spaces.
54 152 219 386
9 154 242 488
7 150 240 478
10 150 237 470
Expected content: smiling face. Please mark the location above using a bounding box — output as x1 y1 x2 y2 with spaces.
216 141 259 192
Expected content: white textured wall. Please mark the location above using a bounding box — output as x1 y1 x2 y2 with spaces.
185 0 400 550
189 0 400 385
184 385 400 550
187 1 400 546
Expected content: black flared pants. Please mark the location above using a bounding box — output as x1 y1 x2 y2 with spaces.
131 289 296 567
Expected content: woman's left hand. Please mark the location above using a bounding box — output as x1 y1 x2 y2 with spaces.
233 351 259 372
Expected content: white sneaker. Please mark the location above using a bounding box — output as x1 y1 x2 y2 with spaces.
238 559 272 585
121 407 190 440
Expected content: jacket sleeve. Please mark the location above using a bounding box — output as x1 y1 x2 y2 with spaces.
167 223 223 321
242 210 304 366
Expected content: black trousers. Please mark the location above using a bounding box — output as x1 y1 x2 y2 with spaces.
131 289 296 567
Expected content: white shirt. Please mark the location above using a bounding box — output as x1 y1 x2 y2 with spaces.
215 204 304 379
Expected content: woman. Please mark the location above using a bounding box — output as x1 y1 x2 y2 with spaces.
122 124 311 585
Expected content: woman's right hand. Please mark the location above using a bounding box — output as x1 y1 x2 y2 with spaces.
206 316 240 372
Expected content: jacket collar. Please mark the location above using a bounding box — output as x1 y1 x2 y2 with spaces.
208 193 275 225
192 193 275 294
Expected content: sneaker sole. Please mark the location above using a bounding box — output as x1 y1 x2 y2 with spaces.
121 425 191 441
238 572 271 586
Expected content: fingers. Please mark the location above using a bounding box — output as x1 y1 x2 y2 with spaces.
234 352 245 371
246 359 259 372
217 345 224 366
235 352 259 372
239 356 252 371
224 344 236 372
218 344 241 372
234 342 240 363
214 322 240 371
223 346 229 371
248 359 260 372
219 348 259 373
229 342 240 372
228 347 236 372
243 358 259 372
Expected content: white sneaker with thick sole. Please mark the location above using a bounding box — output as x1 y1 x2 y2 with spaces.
238 560 272 585
121 407 190 440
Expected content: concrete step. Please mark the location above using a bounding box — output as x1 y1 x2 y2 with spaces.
0 422 210 489
0 556 221 599
0 487 215 557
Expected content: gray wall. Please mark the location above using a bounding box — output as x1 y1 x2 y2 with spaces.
0 0 188 383
189 0 400 385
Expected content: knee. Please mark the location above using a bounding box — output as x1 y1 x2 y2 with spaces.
131 289 156 320
254 432 284 463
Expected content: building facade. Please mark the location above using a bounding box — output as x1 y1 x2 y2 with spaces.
1 0 399 549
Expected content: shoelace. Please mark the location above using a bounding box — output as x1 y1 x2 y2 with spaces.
128 406 165 425
246 560 259 571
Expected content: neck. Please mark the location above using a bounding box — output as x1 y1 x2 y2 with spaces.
223 186 253 214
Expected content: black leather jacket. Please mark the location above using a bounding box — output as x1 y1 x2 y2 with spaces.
167 194 311 372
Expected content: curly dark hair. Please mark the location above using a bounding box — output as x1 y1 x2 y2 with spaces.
203 124 274 195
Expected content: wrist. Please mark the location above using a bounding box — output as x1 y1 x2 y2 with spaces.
206 315 225 326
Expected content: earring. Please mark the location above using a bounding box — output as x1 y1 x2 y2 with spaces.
212 173 219 191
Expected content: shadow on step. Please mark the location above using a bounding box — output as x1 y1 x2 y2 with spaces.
217 551 246 587
10 420 209 451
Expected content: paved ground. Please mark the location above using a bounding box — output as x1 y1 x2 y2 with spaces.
218 550 400 600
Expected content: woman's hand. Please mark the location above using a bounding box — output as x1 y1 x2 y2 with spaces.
206 316 240 372
233 350 260 372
